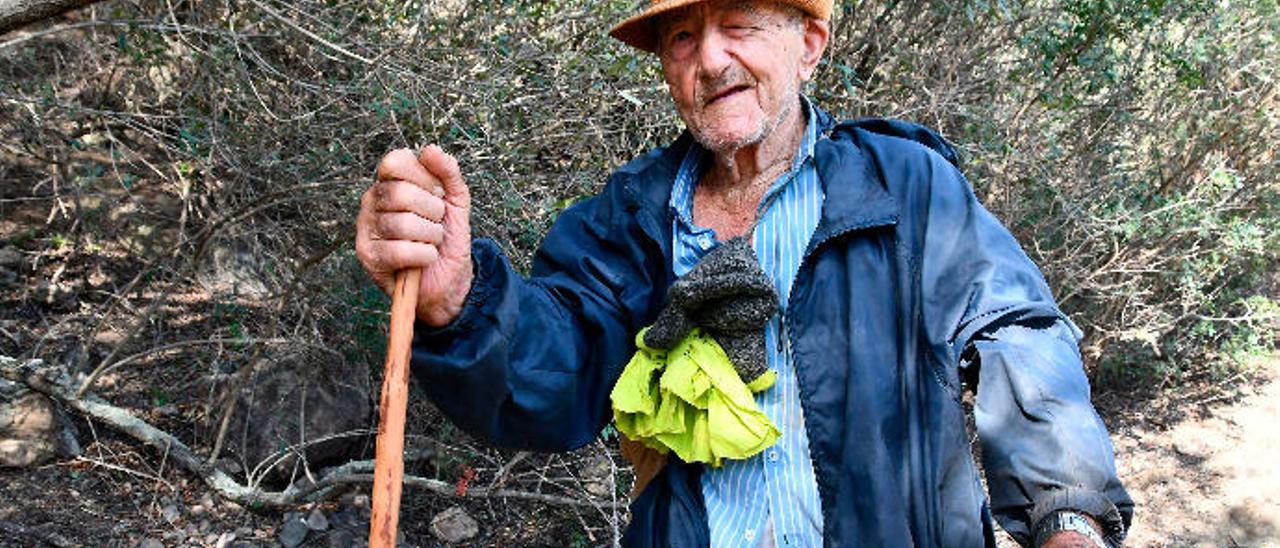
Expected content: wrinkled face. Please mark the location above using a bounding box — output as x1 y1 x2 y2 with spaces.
656 0 815 153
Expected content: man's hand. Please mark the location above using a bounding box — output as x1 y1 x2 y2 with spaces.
356 145 473 327
1040 531 1102 548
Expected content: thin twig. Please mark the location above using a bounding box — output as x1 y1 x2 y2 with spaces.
73 456 176 492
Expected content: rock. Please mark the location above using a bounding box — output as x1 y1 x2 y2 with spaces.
330 506 363 531
161 503 180 522
197 243 272 297
278 515 309 548
0 388 58 468
430 506 479 543
215 457 243 475
35 277 76 308
581 453 614 498
214 531 236 548
137 538 164 548
214 346 371 484
0 246 21 269
306 507 330 531
53 407 82 459
325 528 356 548
350 494 370 509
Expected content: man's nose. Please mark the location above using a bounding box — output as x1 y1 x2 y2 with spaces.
695 28 733 77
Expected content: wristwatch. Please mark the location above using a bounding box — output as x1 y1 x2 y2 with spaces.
1033 510 1108 548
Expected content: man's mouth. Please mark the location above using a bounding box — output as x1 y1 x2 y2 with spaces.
704 84 752 106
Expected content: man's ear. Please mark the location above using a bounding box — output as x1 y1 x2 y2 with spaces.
798 18 830 82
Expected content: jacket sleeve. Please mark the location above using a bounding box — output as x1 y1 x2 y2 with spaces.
915 151 1134 545
407 185 666 452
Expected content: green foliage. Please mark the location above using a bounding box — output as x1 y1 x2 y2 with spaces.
1 0 1273 412
816 0 1278 385
0 0 1272 543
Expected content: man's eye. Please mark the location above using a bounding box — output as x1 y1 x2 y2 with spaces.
670 30 692 42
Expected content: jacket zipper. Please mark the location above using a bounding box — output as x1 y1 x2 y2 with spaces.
785 215 898 539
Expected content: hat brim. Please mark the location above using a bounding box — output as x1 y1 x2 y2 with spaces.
609 0 833 54
608 0 708 54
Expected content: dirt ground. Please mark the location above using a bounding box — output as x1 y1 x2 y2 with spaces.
3 360 1276 547
1111 360 1280 547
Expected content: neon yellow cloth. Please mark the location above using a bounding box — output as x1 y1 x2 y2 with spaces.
610 327 780 467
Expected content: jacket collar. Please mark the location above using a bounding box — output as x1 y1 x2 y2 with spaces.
617 104 904 251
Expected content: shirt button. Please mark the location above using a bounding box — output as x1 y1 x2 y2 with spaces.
699 237 713 250
744 528 756 542
767 451 779 463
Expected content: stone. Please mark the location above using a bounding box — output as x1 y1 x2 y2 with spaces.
350 494 370 509
0 389 57 468
581 454 614 498
325 528 356 548
214 346 371 484
215 457 243 475
196 243 272 297
429 506 479 543
214 532 236 548
161 504 180 522
330 506 363 531
53 407 81 459
137 539 164 548
306 507 330 531
278 515 309 548
0 246 21 269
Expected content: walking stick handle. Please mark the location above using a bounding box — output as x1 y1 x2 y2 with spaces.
370 268 421 547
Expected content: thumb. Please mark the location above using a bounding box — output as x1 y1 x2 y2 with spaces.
419 145 470 209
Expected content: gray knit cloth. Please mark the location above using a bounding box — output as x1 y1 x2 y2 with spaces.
643 237 779 384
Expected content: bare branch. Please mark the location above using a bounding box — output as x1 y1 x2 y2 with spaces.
0 0 105 36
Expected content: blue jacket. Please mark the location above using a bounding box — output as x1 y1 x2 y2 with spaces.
411 109 1133 546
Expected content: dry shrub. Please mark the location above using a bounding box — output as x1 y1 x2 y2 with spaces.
0 0 1275 537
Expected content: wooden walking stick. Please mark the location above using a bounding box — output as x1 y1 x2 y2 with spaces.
370 268 422 547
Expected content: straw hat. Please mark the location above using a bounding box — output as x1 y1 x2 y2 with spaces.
609 0 833 53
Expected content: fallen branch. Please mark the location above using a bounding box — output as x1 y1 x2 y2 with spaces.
1 356 625 510
0 0 106 36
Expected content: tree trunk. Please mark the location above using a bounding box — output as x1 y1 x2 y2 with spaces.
0 0 105 35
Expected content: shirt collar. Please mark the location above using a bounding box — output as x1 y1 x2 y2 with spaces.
669 95 821 225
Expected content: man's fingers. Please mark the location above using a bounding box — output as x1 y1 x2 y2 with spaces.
376 212 445 245
368 239 440 271
372 180 446 222
377 148 444 194
419 145 471 208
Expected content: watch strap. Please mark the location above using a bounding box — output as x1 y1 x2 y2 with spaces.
1034 510 1108 548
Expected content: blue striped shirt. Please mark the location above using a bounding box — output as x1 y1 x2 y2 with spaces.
669 97 826 547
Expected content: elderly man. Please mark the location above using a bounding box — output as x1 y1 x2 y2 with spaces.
354 0 1133 546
